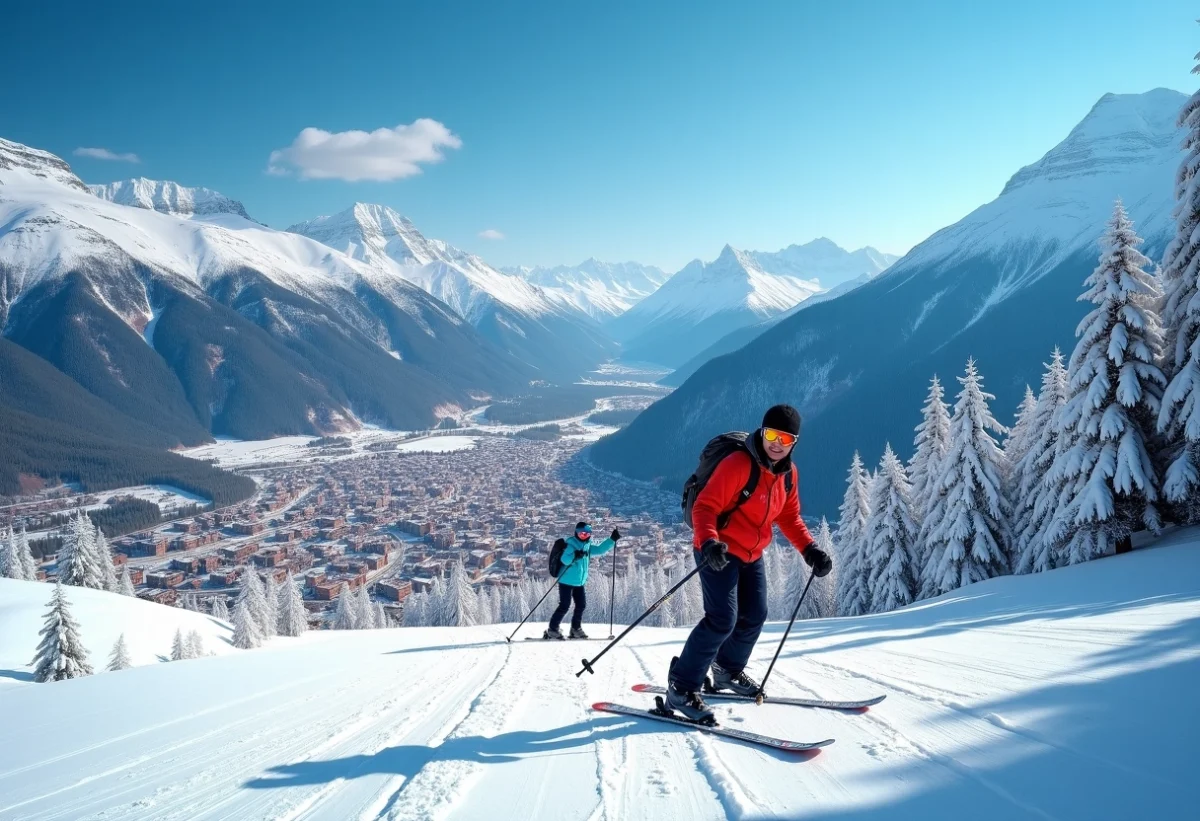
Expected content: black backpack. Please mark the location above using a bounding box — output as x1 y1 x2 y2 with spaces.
681 431 793 530
547 537 568 578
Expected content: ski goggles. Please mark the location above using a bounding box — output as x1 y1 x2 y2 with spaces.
763 427 797 447
575 526 592 540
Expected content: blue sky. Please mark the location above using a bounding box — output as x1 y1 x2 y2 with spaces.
4 1 1196 271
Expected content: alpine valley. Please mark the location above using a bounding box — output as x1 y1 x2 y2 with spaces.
592 88 1190 518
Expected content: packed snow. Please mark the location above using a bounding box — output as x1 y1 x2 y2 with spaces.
180 432 478 468
0 527 1195 819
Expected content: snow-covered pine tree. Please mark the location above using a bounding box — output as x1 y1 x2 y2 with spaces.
187 630 205 658
59 511 102 589
278 580 307 636
427 576 447 627
924 359 1011 595
117 565 136 597
0 528 18 580
865 444 920 613
1158 57 1200 525
403 591 428 626
443 561 480 627
32 582 92 682
835 452 872 617
263 575 280 638
240 570 271 635
354 584 374 630
332 588 357 630
171 628 187 661
1013 350 1072 574
1049 201 1166 562
374 602 388 629
211 596 230 621
1003 386 1039 507
94 526 118 593
813 518 839 617
17 528 38 581
787 537 820 621
909 375 952 530
232 596 263 648
107 633 132 672
763 542 787 619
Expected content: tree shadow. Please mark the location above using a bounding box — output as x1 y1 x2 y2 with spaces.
0 668 34 683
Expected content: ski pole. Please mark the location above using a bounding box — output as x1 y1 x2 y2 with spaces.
754 570 815 704
506 569 563 642
608 539 617 640
577 560 705 677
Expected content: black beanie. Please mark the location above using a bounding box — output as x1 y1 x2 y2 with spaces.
762 404 802 436
575 521 590 530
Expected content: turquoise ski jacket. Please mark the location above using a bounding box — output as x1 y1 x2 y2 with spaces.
557 533 615 587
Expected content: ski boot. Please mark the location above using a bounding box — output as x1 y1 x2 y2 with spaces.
706 663 763 698
542 627 565 640
569 626 589 639
660 655 715 724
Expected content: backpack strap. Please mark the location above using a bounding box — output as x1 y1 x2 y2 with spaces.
715 455 760 531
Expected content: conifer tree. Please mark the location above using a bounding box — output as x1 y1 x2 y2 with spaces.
107 633 132 672
94 526 118 593
118 565 137 597
866 445 920 613
0 528 18 580
278 580 308 636
33 582 93 682
17 528 37 581
211 596 230 621
171 628 187 661
332 588 358 630
1014 350 1072 574
263 575 280 638
1158 55 1200 524
1048 201 1166 562
187 630 206 658
374 602 389 629
232 596 263 649
354 584 373 630
835 452 872 616
443 561 480 627
1003 386 1039 507
924 360 1011 595
59 511 102 589
909 375 953 528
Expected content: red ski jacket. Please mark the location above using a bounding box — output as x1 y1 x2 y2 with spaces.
692 448 815 564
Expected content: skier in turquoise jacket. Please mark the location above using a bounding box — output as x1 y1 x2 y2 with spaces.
544 522 618 639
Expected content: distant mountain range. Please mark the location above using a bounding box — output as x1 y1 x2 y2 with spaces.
592 88 1190 519
505 259 669 319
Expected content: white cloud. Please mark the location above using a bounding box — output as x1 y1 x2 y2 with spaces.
74 147 140 163
267 118 462 182
478 229 505 240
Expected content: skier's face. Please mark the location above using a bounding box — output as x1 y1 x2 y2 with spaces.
576 528 591 541
762 428 795 461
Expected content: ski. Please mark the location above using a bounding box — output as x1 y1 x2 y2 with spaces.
592 701 833 752
632 684 885 711
523 636 607 641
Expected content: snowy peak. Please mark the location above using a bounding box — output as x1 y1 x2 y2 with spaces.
89 178 255 221
0 138 90 192
512 258 670 318
287 202 430 266
750 238 897 288
1001 88 1186 196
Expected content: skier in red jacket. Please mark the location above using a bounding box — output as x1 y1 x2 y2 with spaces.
667 404 833 722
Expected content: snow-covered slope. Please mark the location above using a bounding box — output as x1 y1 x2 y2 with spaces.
593 88 1190 516
290 204 618 376
0 138 534 442
2 528 1196 820
610 244 824 367
90 177 256 221
0 579 237 689
751 237 897 289
510 258 670 318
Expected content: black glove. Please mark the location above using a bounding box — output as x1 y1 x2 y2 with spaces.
573 548 588 560
700 539 729 572
611 528 621 541
803 545 832 578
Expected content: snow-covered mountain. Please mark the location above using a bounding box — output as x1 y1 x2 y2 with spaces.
290 204 618 376
90 178 256 221
593 88 1189 517
507 258 670 318
0 137 535 446
751 237 897 289
608 244 824 368
2 526 1197 818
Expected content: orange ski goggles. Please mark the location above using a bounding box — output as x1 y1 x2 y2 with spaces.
763 427 797 447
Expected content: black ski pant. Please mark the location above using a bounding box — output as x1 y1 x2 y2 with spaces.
549 582 586 631
671 551 768 691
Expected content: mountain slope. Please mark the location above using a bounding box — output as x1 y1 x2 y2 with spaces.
510 258 670 318
90 178 256 220
290 204 618 378
610 244 824 367
751 237 897 289
592 88 1188 517
1 527 1196 819
0 139 535 447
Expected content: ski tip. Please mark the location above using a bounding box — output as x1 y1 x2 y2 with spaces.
631 683 653 692
592 702 614 711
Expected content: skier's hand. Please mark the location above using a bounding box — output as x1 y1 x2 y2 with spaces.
803 545 832 577
611 528 621 541
700 539 729 572
574 548 588 559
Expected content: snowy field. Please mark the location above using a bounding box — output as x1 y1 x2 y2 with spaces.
1 528 1196 820
179 432 478 469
